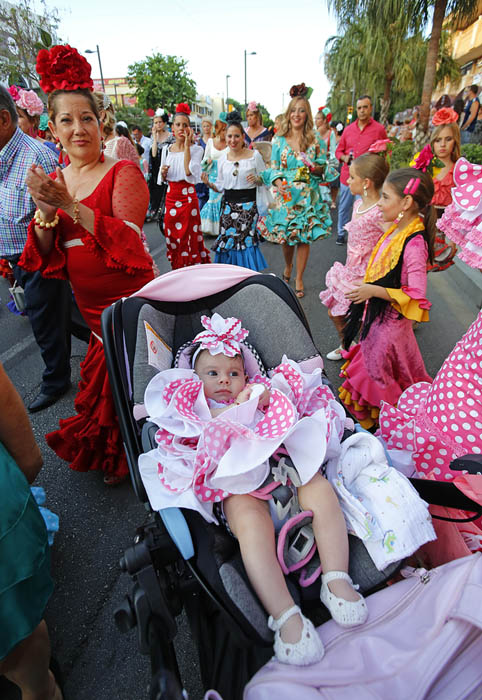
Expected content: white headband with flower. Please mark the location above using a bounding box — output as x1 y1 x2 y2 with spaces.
192 313 249 365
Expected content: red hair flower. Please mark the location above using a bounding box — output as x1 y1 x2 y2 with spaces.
176 103 191 116
289 83 308 98
36 45 93 93
8 85 20 101
432 107 459 126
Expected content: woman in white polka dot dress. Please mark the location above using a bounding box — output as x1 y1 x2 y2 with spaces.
159 103 211 269
378 157 482 552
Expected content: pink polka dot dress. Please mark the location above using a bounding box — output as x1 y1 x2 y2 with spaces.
138 359 345 523
379 311 482 480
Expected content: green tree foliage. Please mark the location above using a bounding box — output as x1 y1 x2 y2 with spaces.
0 0 61 87
327 0 479 139
127 54 196 112
114 105 151 134
325 3 462 128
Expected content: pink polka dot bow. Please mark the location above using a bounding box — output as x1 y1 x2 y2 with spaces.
452 157 482 215
193 313 249 357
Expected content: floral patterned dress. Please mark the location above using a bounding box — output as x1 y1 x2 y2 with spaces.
258 134 332 245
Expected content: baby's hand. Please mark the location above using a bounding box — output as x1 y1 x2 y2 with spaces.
235 386 253 404
255 385 271 408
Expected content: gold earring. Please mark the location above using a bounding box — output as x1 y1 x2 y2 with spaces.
363 185 368 198
396 211 404 222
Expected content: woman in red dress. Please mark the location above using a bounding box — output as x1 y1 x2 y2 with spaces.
19 45 154 484
428 108 461 271
159 103 211 268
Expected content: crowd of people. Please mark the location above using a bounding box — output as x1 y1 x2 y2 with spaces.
387 85 482 145
0 42 481 694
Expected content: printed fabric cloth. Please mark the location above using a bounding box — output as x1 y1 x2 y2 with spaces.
325 432 436 570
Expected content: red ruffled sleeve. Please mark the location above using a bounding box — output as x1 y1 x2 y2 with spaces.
19 220 68 279
19 161 152 278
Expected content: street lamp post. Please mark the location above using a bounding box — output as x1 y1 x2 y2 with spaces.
244 50 256 117
226 74 231 111
85 45 105 92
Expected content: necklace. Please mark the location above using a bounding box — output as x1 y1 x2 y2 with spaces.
357 200 379 214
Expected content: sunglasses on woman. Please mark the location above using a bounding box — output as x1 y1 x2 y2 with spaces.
233 162 239 176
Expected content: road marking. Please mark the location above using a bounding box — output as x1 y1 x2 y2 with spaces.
0 334 36 366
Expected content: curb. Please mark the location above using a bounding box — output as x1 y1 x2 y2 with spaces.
449 258 482 309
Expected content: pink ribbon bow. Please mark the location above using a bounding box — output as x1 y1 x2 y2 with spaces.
193 313 249 357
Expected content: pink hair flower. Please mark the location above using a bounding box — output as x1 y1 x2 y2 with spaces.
247 101 258 112
413 144 434 173
368 139 392 154
193 313 249 357
16 89 44 117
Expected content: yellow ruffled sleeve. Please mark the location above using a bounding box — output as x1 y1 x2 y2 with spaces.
386 288 430 322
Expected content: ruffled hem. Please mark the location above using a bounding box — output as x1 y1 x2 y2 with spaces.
320 262 364 315
439 203 482 248
337 385 378 429
214 246 268 272
46 337 128 478
338 343 409 425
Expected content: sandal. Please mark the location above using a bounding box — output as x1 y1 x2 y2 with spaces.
268 604 324 666
295 289 305 299
282 266 292 283
320 571 368 628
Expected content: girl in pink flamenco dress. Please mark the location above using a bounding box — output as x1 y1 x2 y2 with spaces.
378 156 482 561
139 313 368 667
320 153 388 360
338 168 434 430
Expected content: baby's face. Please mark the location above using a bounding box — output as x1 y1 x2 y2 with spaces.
195 351 247 403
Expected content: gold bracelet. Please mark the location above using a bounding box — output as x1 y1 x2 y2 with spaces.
34 209 59 229
72 198 80 225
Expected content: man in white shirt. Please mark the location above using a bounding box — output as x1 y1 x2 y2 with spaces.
131 124 152 170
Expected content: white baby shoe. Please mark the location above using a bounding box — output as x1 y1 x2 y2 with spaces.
320 571 368 627
326 346 343 361
268 604 324 666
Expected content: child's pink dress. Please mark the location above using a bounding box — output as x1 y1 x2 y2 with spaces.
320 200 384 316
338 232 432 428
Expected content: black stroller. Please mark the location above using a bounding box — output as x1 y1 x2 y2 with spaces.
101 265 482 700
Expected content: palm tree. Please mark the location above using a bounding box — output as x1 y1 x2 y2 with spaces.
328 0 479 143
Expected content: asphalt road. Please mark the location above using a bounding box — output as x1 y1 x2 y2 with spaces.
0 210 479 700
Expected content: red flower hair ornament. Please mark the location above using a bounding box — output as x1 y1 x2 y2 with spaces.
175 103 191 116
432 107 459 126
36 44 93 93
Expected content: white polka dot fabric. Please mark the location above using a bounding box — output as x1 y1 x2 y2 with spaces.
379 312 482 479
138 358 346 523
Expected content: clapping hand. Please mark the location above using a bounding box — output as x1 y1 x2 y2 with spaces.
26 165 73 220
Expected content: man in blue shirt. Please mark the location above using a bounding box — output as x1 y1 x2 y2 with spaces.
0 86 72 412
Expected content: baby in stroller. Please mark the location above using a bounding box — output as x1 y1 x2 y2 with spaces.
139 313 368 666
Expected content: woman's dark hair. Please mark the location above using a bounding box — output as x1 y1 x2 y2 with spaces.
115 123 136 147
47 88 99 122
226 110 245 140
136 143 144 156
385 168 436 263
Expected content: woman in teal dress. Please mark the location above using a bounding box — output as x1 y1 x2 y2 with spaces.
258 85 332 298
0 363 61 699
